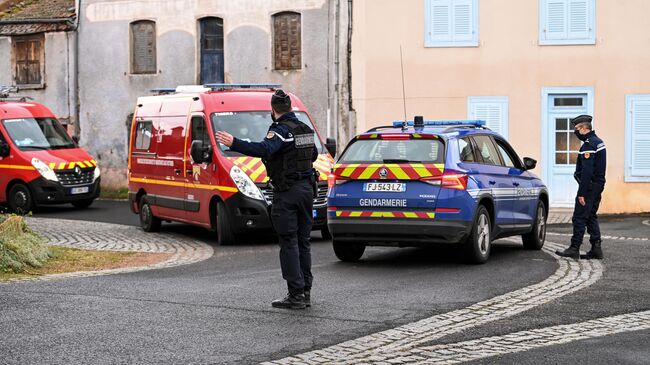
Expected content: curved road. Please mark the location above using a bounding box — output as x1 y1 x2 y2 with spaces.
1 200 649 364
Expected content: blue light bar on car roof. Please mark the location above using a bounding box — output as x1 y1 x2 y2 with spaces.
392 120 486 127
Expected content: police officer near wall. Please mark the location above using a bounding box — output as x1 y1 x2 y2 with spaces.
556 115 607 260
215 89 318 309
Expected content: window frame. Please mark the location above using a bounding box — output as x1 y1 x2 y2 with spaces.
134 120 154 151
424 0 479 48
539 0 596 46
272 11 302 70
467 96 509 139
625 94 650 182
12 33 45 88
130 20 158 75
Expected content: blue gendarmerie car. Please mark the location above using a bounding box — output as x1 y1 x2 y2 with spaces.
327 118 549 264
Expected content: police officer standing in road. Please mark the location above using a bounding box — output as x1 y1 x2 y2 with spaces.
215 89 318 309
556 115 607 260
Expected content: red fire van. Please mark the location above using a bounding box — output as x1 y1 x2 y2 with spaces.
127 84 336 245
0 88 100 214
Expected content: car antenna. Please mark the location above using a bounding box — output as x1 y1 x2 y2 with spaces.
399 45 408 131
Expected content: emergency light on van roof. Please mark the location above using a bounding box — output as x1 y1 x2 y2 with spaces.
392 120 486 128
204 83 282 90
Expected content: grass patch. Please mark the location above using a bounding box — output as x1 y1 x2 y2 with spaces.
100 187 129 200
0 246 171 281
0 215 51 273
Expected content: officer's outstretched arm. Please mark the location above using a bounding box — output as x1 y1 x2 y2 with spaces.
230 135 283 160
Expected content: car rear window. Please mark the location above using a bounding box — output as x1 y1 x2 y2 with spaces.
339 138 445 163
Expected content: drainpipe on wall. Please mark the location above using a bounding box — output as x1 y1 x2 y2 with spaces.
73 0 81 139
347 0 354 136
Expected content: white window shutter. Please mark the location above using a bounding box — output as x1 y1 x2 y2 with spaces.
631 100 650 177
431 0 452 42
468 97 509 139
568 0 590 39
453 0 473 42
546 0 567 40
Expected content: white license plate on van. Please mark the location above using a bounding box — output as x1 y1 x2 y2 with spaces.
70 186 89 195
363 182 406 192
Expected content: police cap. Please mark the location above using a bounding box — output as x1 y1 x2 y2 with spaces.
271 89 291 111
570 114 592 127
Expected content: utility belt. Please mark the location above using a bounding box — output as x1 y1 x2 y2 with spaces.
272 169 318 197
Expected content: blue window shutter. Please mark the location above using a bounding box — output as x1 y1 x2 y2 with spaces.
430 0 452 42
453 0 473 42
468 97 509 139
630 98 650 178
545 0 567 40
568 0 590 39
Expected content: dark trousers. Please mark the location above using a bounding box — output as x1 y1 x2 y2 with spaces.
271 179 314 295
571 183 604 247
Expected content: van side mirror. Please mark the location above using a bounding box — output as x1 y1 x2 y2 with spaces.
325 137 337 158
191 140 212 164
523 157 537 170
0 140 9 158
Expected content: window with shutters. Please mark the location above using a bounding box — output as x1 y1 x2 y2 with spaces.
273 12 301 70
425 0 479 47
539 0 595 45
625 95 650 182
12 34 44 86
468 96 509 139
130 20 157 74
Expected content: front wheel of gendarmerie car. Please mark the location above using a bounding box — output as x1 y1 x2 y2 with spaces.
522 200 546 250
8 183 34 215
139 197 161 232
71 198 95 209
333 240 365 262
463 205 491 264
216 201 235 246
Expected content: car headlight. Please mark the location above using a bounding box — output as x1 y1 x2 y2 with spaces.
230 165 264 200
31 158 58 182
94 165 101 181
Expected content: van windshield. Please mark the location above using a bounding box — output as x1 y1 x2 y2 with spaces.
2 118 75 150
211 111 323 156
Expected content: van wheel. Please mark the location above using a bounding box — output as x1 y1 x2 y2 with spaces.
523 200 546 250
139 197 161 232
8 183 34 215
464 205 491 264
71 198 95 209
321 226 332 240
333 240 365 262
216 202 236 245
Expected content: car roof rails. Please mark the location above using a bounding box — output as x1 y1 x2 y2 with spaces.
391 119 489 132
365 125 397 133
0 86 34 102
204 83 282 91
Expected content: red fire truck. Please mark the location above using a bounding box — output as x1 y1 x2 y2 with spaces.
0 87 100 213
128 84 336 245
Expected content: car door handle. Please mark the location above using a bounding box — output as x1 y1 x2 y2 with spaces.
174 169 181 175
513 182 520 187
489 180 496 185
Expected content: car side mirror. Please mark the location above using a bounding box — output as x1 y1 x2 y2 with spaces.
523 157 537 170
325 137 337 158
0 140 9 158
191 140 211 163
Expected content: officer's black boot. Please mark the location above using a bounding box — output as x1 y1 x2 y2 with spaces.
555 243 581 259
304 290 311 307
272 293 306 309
581 240 603 260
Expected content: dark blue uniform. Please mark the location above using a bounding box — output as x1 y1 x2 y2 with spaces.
571 130 607 247
230 112 318 296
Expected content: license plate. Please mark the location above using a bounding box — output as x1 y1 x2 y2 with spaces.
313 209 317 218
70 186 89 195
363 182 406 192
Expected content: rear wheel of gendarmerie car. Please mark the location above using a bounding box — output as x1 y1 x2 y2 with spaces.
216 201 235 245
139 196 161 232
463 205 491 264
333 240 365 262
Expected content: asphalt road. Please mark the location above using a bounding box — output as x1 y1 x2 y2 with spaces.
1 200 649 364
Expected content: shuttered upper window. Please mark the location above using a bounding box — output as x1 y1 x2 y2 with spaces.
468 96 509 139
130 20 157 74
425 0 479 47
625 95 650 182
13 34 44 86
540 0 595 45
273 12 301 70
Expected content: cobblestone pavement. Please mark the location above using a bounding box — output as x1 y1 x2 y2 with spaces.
1 218 213 284
263 239 609 365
